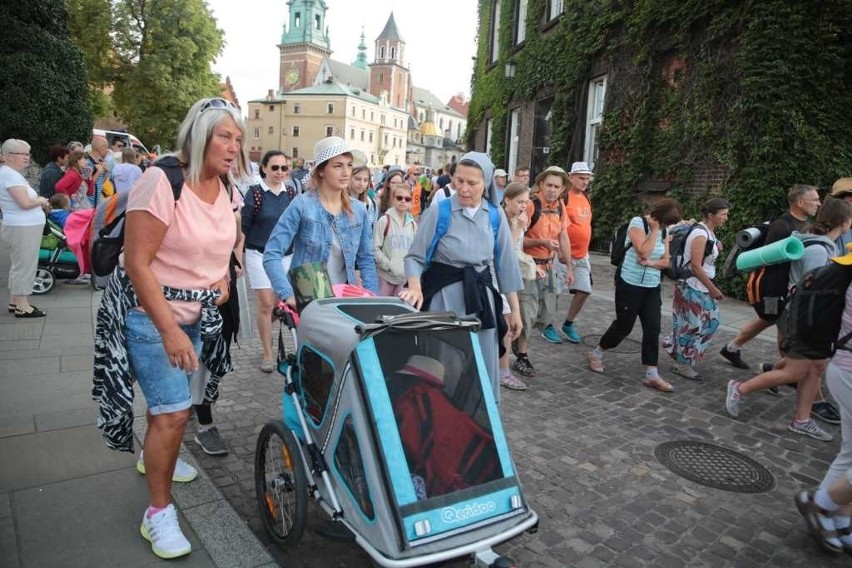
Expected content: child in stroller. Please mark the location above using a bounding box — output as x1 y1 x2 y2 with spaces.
35 200 82 294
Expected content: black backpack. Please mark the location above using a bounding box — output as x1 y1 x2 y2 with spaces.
722 220 773 279
610 216 667 267
779 262 852 359
663 223 714 280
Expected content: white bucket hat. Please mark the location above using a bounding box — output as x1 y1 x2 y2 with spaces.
313 136 368 168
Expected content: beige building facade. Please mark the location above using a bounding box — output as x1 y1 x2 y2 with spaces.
246 83 408 166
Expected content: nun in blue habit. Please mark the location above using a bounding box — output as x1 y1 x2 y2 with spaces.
400 152 523 404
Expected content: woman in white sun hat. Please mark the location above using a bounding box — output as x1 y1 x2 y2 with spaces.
263 136 379 306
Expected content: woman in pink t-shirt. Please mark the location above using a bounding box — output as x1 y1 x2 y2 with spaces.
122 98 248 559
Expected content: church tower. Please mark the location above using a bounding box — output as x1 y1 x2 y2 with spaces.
278 0 331 93
369 12 410 109
352 27 368 71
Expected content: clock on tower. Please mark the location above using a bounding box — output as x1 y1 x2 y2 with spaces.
286 67 300 87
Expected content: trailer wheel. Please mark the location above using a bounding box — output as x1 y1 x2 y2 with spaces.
255 420 308 548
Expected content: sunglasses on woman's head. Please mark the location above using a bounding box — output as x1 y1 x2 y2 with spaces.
200 98 238 113
268 165 287 172
395 195 412 202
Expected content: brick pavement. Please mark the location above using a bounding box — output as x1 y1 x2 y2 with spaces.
185 259 849 567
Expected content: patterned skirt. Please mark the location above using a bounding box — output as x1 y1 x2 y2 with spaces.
663 281 720 366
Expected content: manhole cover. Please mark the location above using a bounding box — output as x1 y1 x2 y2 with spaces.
655 441 775 493
580 334 641 354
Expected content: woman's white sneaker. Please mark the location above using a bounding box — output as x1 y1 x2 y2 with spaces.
137 451 198 483
140 504 191 559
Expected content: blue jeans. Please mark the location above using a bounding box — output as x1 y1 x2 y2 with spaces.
125 309 201 415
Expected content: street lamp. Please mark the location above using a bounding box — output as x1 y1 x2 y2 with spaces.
504 62 516 79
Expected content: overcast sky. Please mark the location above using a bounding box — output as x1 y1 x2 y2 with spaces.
207 0 479 108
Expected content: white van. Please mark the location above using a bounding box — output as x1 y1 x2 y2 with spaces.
92 129 155 156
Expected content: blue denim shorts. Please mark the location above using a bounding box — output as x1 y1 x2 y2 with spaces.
125 309 201 415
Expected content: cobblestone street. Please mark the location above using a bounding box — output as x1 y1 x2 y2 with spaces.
184 256 850 567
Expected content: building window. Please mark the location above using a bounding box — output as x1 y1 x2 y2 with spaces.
439 117 444 131
292 125 300 137
360 129 365 141
269 105 274 112
515 0 528 44
390 46 396 59
485 118 493 156
362 108 366 119
294 12 300 27
294 103 301 114
379 73 384 84
531 96 554 176
369 131 373 143
584 76 607 170
253 128 260 140
489 0 501 64
371 154 375 164
383 133 389 146
418 111 424 122
547 0 563 20
327 103 334 114
370 111 374 121
350 128 355 140
315 14 321 30
380 114 386 125
268 126 274 135
254 109 260 119
380 46 385 59
324 126 333 137
507 108 521 176
292 147 299 158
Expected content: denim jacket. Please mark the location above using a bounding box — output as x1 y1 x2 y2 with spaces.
263 190 379 300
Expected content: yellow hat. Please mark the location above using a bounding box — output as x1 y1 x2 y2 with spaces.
830 178 852 198
831 242 852 265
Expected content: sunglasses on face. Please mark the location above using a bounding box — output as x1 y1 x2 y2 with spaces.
268 165 287 172
200 98 238 113
394 195 412 202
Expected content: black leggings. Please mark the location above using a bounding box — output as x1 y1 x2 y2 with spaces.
600 278 662 366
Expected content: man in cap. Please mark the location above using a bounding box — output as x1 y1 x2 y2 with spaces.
559 162 594 343
831 178 852 252
512 166 574 378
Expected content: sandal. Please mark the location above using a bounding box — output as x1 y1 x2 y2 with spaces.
7 303 15 313
259 359 275 373
643 377 674 393
587 352 604 374
14 306 46 318
795 491 844 553
671 363 702 381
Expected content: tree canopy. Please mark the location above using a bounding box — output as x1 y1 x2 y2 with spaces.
0 1 93 164
112 0 225 149
65 0 224 150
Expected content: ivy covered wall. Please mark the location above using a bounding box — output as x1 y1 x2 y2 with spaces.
469 0 852 294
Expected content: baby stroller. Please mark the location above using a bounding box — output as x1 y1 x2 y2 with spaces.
254 295 538 567
34 219 81 294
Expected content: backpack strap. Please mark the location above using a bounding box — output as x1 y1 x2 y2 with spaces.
527 197 543 233
249 184 264 216
442 185 452 198
425 198 452 267
382 213 391 240
426 199 501 270
152 156 184 201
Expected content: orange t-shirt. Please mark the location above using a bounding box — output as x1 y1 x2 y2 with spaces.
564 190 592 259
125 168 237 324
523 196 570 261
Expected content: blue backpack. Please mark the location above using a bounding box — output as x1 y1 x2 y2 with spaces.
425 198 502 271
